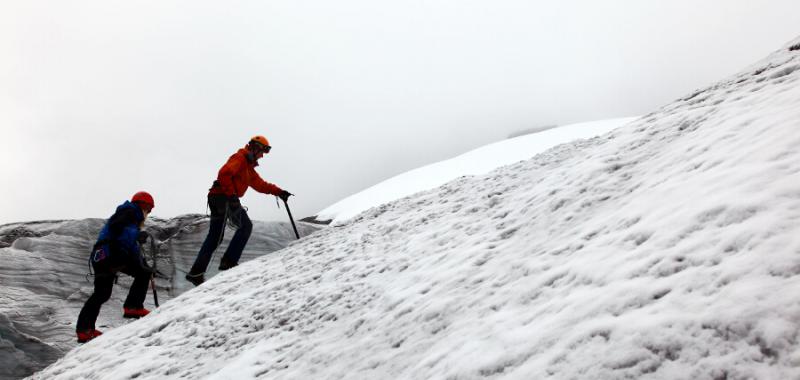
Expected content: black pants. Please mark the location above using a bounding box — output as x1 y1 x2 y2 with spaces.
189 194 252 275
76 257 151 332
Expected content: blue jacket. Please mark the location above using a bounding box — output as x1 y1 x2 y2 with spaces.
93 201 145 266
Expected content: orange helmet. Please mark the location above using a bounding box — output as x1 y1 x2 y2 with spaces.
131 191 155 209
249 135 271 153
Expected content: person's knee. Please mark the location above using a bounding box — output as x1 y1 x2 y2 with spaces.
240 222 253 237
208 224 225 239
96 287 113 303
239 214 253 232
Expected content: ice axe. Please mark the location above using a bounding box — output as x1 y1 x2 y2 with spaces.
140 231 161 308
281 198 301 239
150 275 160 307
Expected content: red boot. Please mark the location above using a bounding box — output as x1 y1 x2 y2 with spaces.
76 329 98 343
123 307 150 319
76 328 103 343
76 330 92 343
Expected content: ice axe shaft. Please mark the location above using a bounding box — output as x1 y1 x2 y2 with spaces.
283 199 301 239
150 275 159 307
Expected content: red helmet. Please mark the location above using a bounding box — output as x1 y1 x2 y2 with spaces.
249 135 271 153
131 191 155 209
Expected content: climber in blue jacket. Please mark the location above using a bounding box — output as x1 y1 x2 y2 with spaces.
75 191 155 343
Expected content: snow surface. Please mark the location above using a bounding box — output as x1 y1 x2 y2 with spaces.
34 38 800 379
0 216 320 379
316 117 636 225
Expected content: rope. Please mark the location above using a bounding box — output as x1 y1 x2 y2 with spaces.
85 254 94 283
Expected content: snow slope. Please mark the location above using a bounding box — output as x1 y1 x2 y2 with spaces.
35 38 800 379
316 117 636 225
0 215 319 380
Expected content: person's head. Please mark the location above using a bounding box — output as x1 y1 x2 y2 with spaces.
247 135 271 160
131 191 155 218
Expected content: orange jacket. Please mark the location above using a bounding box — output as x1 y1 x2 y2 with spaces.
209 148 282 197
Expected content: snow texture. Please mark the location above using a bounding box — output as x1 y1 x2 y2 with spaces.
33 37 800 379
0 215 319 379
316 117 635 225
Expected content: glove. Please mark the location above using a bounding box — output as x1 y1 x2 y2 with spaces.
140 260 156 275
278 190 293 202
137 231 150 244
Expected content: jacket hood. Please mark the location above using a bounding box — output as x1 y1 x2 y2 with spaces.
117 200 145 223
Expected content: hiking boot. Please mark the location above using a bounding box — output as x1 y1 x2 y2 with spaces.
123 307 150 319
185 272 205 286
218 259 238 271
76 329 102 343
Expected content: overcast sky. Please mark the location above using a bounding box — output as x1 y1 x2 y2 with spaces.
1 1 798 224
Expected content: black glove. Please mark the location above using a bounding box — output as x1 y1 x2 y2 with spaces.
140 259 156 275
278 190 293 202
137 231 150 245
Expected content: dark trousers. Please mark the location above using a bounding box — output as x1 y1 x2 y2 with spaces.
189 194 252 275
76 258 151 332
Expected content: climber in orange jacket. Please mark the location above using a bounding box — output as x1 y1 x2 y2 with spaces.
186 135 291 286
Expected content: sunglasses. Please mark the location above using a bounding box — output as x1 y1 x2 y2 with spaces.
250 142 271 154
